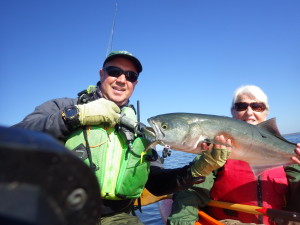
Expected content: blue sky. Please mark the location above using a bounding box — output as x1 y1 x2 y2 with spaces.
1 0 300 134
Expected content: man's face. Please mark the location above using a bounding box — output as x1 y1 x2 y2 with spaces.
100 57 138 107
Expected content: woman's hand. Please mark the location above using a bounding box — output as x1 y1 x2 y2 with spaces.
190 135 232 177
291 143 300 165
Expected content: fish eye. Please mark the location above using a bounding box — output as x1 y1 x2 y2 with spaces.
161 123 169 130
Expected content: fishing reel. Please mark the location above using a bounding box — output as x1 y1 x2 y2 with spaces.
162 146 172 158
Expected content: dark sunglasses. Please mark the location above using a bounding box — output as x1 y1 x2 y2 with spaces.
103 66 139 82
234 102 266 112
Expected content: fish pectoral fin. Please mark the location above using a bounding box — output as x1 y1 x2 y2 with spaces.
184 124 207 150
209 139 232 148
203 138 211 144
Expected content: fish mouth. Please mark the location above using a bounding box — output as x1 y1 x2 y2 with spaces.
141 121 167 152
146 119 165 143
141 126 157 143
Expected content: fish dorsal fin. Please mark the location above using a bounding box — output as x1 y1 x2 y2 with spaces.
257 118 281 136
257 118 295 144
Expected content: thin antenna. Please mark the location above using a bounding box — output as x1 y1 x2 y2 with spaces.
137 100 140 123
106 2 118 56
137 100 141 132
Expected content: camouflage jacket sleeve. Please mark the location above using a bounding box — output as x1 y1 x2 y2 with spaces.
146 152 210 197
284 164 300 212
167 172 216 225
166 153 217 225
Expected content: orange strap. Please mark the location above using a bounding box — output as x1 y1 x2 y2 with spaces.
207 200 264 215
195 210 224 225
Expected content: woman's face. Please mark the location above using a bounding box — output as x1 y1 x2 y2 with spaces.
232 94 268 125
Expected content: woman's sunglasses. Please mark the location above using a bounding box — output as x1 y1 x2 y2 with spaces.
103 66 139 82
234 102 266 112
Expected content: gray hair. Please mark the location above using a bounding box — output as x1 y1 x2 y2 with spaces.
231 85 269 115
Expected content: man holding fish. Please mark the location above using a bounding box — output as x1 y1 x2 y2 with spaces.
166 85 300 225
12 51 232 224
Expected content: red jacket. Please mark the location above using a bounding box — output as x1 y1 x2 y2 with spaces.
208 159 288 225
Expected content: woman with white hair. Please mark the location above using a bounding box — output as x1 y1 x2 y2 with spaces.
168 85 300 225
205 85 300 224
230 85 300 164
231 85 270 125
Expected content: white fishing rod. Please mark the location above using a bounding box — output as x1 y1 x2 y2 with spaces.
106 2 118 57
106 2 151 144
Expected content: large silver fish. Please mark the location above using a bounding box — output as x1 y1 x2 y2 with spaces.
147 113 297 175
